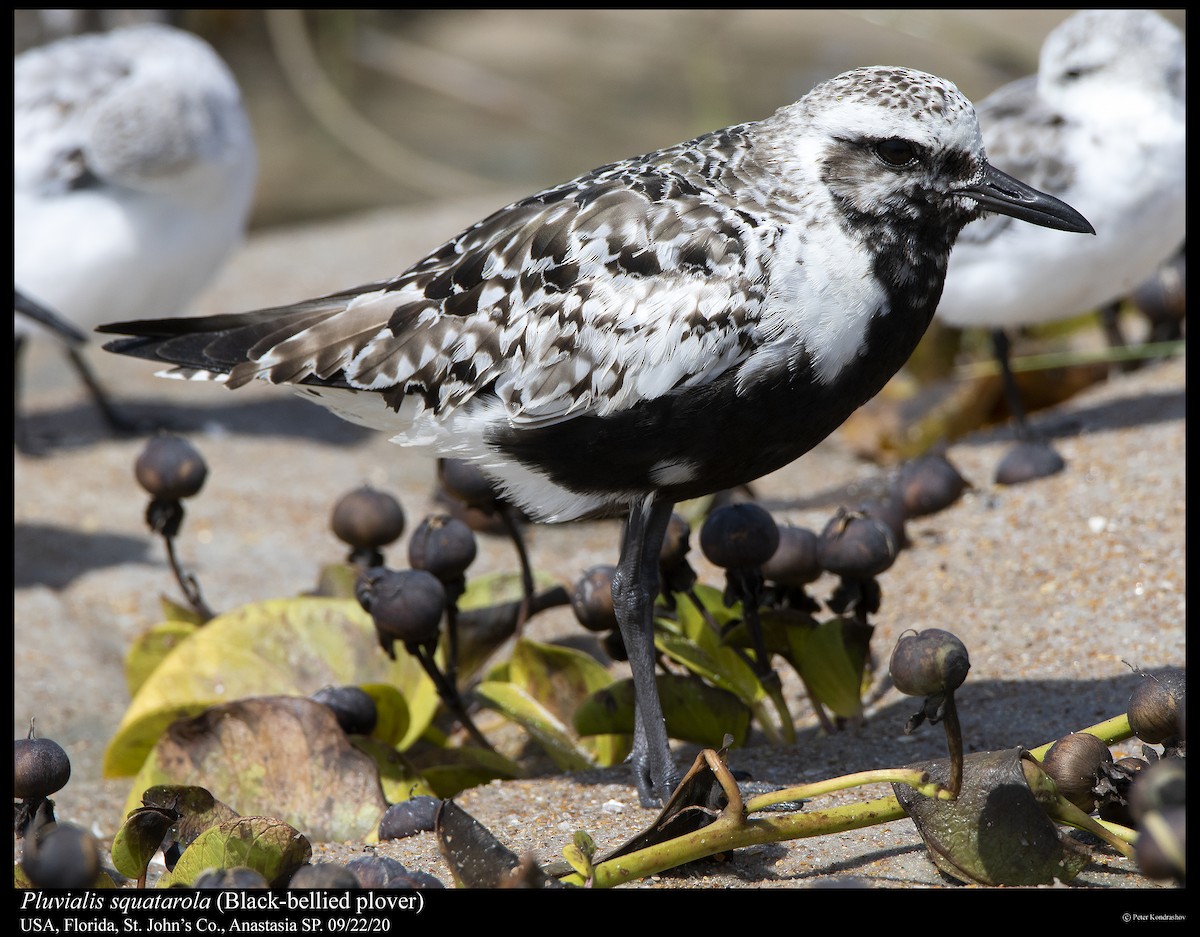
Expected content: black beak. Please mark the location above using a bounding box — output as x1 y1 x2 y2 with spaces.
958 163 1095 234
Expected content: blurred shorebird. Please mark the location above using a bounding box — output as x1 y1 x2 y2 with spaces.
13 22 257 449
935 9 1185 482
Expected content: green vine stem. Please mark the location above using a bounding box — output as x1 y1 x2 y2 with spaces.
559 710 1143 888
559 751 948 887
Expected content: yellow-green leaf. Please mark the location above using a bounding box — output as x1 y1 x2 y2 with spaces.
105 597 436 778
783 617 869 720
124 620 199 697
358 683 410 748
156 816 311 888
575 675 750 749
655 632 764 706
349 736 437 807
473 681 593 771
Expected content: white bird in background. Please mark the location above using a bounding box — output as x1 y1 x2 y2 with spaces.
13 21 257 450
935 9 1185 483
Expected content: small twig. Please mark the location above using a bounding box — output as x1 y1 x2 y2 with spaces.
409 641 495 754
161 533 215 622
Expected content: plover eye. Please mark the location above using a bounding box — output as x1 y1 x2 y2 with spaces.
874 137 918 167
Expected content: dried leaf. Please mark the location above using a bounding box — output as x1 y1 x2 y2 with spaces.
124 696 388 842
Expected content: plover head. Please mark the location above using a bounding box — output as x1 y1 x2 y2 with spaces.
758 65 1092 248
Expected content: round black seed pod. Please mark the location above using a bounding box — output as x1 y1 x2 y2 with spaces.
817 512 896 579
898 453 968 518
994 440 1066 486
889 628 971 698
14 736 71 800
378 796 442 840
660 514 692 570
1040 732 1114 813
134 434 208 501
571 565 619 633
195 867 269 888
20 822 100 889
1098 756 1151 826
1128 667 1185 744
311 686 377 736
1128 758 1186 823
407 514 477 581
289 863 361 888
760 525 821 588
331 486 406 551
357 568 446 648
438 458 501 509
857 494 909 550
1135 804 1185 882
603 629 628 663
346 855 445 889
699 502 780 570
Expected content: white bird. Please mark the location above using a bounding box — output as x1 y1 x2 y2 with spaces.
14 22 257 449
101 65 1092 806
935 9 1185 482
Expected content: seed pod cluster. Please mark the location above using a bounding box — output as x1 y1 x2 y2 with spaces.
408 514 477 586
817 511 896 580
311 686 377 737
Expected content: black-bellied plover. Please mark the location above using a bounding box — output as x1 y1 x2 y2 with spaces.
101 65 1093 807
935 9 1185 482
14 23 257 446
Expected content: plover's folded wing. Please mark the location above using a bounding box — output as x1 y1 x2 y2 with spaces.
105 164 772 430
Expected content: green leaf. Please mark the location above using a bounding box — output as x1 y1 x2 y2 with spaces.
122 696 389 843
110 807 176 881
156 816 312 888
452 571 567 682
309 562 361 599
348 737 437 810
781 616 870 720
358 683 410 748
124 620 200 697
105 597 436 778
405 745 523 799
506 639 630 766
159 596 207 627
575 674 750 749
473 682 593 771
655 632 764 707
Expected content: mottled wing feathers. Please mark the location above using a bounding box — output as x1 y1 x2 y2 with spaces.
104 151 775 429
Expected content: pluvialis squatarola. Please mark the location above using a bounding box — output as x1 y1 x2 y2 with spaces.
935 9 1185 482
101 65 1093 806
13 23 257 447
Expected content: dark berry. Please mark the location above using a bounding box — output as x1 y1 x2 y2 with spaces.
331 486 406 551
134 434 208 500
889 628 970 698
